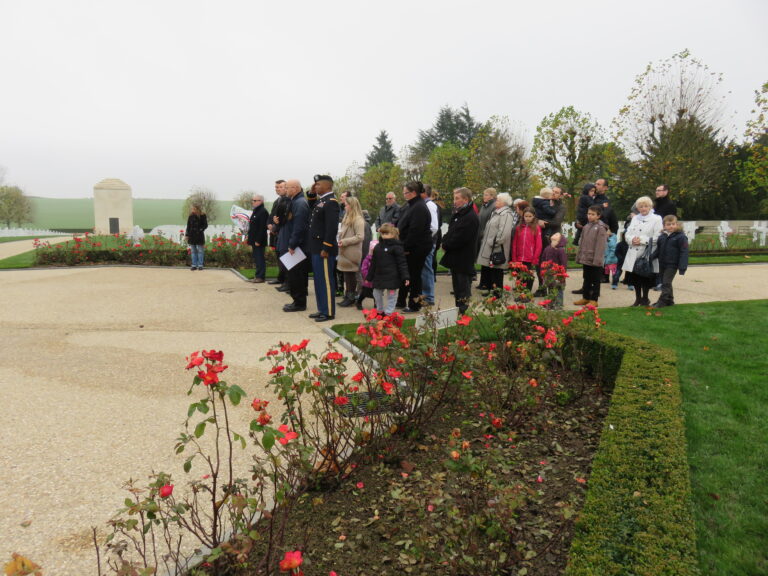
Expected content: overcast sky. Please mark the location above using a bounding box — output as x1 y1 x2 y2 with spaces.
1 0 766 201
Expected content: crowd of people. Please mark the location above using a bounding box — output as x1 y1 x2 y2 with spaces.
187 177 690 319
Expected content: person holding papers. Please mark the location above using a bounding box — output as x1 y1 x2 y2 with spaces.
281 179 311 312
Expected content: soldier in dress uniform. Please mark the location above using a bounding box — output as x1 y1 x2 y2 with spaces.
308 174 339 322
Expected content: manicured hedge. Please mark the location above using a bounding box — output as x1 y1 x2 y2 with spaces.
564 330 700 576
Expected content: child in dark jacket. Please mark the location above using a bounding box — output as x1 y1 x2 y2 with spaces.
572 182 596 246
366 224 410 315
539 232 568 308
652 215 689 308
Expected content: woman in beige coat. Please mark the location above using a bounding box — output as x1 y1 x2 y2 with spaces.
337 196 366 306
476 192 515 292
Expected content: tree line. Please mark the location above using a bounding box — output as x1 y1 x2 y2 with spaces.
343 50 767 221
2 51 765 228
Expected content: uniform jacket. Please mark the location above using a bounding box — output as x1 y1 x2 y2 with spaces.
440 203 480 275
477 205 514 267
654 228 689 274
309 192 340 255
577 219 609 267
511 222 542 265
337 215 365 272
621 211 663 273
397 196 432 253
185 213 208 245
247 203 268 246
366 237 409 290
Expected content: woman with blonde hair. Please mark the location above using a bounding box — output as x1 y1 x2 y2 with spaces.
337 196 366 306
621 195 663 306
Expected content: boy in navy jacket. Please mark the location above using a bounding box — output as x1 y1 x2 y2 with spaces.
652 215 689 308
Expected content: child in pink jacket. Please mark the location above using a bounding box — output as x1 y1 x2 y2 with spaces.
511 207 542 292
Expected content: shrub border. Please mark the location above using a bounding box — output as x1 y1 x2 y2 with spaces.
564 329 700 575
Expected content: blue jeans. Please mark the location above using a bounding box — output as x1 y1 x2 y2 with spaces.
421 248 435 305
190 244 205 268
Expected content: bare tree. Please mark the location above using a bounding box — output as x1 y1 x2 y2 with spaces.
182 186 218 221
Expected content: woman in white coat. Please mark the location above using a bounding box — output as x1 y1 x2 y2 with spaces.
621 195 663 306
476 192 515 293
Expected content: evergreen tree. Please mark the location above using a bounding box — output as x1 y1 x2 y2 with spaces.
365 130 396 168
411 104 480 161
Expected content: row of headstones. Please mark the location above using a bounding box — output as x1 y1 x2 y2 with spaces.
131 220 768 249
559 221 768 247
0 228 69 237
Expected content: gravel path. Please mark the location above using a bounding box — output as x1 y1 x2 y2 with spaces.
1 258 766 574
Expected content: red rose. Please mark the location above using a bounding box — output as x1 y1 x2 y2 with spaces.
159 484 174 498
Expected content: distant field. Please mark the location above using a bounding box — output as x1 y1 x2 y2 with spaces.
28 198 253 230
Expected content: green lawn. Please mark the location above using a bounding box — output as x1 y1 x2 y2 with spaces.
0 235 58 244
598 301 768 576
28 198 247 229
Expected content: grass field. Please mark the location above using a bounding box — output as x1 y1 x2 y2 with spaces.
599 301 768 576
28 198 248 230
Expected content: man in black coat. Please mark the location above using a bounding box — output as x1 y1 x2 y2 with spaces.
375 192 401 229
281 179 311 312
396 181 433 312
308 175 340 322
440 187 479 314
654 184 677 218
268 180 291 287
246 194 269 283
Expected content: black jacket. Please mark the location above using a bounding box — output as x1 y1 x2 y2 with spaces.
375 203 401 228
576 193 594 226
655 196 677 218
186 213 208 245
309 192 340 255
440 203 479 275
278 192 310 253
366 238 409 289
397 196 432 253
654 230 689 274
247 204 268 246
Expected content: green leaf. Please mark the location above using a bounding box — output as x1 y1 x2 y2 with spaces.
183 458 193 473
198 400 210 414
227 384 245 405
194 421 206 438
262 429 275 452
187 403 198 418
233 432 246 449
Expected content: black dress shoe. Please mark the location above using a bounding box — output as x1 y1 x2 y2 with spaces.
315 314 335 322
276 285 290 292
283 303 306 312
267 279 282 285
571 289 584 294
308 312 323 318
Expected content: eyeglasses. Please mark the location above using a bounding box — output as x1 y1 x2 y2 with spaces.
252 199 261 202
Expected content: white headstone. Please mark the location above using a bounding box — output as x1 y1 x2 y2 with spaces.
718 221 733 247
683 221 697 241
751 221 768 247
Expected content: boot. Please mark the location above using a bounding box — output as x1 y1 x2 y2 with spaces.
573 298 589 306
338 293 355 307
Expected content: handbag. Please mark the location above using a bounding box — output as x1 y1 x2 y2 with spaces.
632 239 654 277
489 240 506 266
